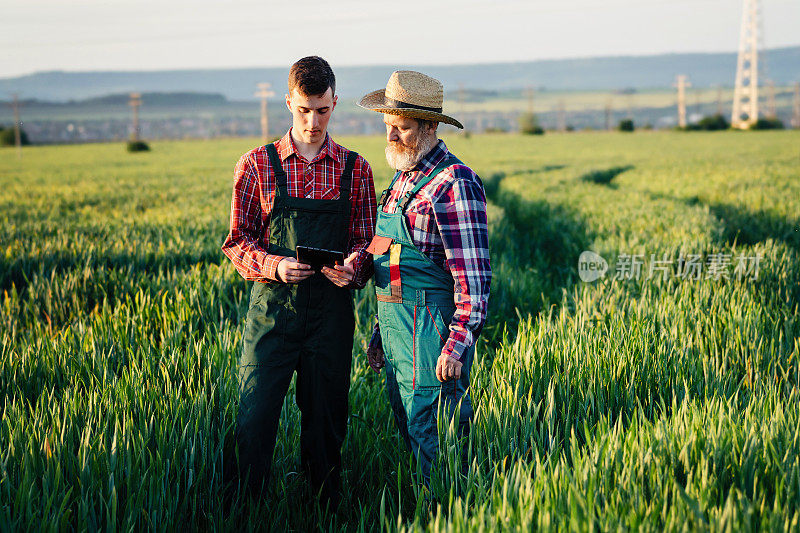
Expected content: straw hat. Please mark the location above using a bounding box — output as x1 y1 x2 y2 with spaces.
358 70 464 129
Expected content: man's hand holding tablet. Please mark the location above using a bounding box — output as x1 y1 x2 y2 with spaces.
321 251 359 288
276 257 314 284
279 246 357 288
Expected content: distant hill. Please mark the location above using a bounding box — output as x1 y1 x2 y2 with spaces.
82 92 228 106
1 47 798 102
5 92 230 108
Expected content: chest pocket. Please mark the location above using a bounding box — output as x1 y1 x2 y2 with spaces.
319 184 339 200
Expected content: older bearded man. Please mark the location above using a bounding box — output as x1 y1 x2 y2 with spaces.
359 71 491 483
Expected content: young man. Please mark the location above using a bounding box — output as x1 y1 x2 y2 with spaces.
221 56 376 504
359 71 491 482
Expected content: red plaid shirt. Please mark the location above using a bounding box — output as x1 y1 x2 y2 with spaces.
222 130 377 287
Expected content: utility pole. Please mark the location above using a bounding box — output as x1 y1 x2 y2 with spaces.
674 75 691 129
694 87 702 119
128 92 142 141
557 99 567 132
765 79 776 119
11 94 22 159
731 0 760 129
792 82 800 129
255 82 275 144
525 86 534 115
626 93 634 120
604 97 613 131
458 83 467 133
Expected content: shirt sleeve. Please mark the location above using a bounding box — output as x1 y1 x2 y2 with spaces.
221 151 284 281
431 168 492 360
347 156 377 289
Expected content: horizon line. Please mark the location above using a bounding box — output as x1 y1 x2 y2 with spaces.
3 44 799 81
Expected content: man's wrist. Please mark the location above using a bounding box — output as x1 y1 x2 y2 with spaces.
442 339 466 361
266 254 286 282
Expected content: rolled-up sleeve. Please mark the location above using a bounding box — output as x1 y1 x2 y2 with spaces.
347 156 377 289
221 152 283 281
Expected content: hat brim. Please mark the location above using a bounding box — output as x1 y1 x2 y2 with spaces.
358 89 464 129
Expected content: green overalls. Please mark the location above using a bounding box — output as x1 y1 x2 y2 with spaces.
372 157 474 481
236 142 358 501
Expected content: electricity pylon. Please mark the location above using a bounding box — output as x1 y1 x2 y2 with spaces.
11 94 22 158
557 99 567 132
128 92 142 141
765 79 776 119
525 86 534 115
604 98 613 131
731 0 761 129
458 83 467 134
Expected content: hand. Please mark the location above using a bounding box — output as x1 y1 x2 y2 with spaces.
435 354 463 382
366 342 385 373
276 257 314 284
366 323 385 373
321 251 358 288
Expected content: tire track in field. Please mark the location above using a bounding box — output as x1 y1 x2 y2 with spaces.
482 169 591 346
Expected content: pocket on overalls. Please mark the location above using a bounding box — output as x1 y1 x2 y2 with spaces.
381 325 415 396
414 304 451 390
242 282 286 367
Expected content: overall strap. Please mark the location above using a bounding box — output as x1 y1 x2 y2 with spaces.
398 155 460 212
265 143 288 196
339 150 358 248
378 171 403 208
340 150 358 204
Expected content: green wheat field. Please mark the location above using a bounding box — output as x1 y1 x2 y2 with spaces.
2 130 799 531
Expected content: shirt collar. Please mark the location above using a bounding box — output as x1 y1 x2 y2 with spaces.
276 128 342 164
412 139 449 177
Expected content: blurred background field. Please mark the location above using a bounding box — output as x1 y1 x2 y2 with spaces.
2 45 799 141
1 130 799 530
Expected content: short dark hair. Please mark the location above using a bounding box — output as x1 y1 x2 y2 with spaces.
288 56 336 97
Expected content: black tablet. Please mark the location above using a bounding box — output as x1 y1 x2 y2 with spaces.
296 245 345 272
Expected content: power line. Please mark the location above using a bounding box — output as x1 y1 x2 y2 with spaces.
3 0 734 52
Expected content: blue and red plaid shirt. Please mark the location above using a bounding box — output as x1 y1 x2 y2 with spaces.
222 129 377 288
373 139 491 361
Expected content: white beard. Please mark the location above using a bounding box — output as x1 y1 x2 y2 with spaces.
385 132 438 171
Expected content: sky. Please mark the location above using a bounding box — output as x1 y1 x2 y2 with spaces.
2 0 799 78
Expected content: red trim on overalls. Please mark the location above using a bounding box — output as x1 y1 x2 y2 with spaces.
426 306 445 341
412 305 417 389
